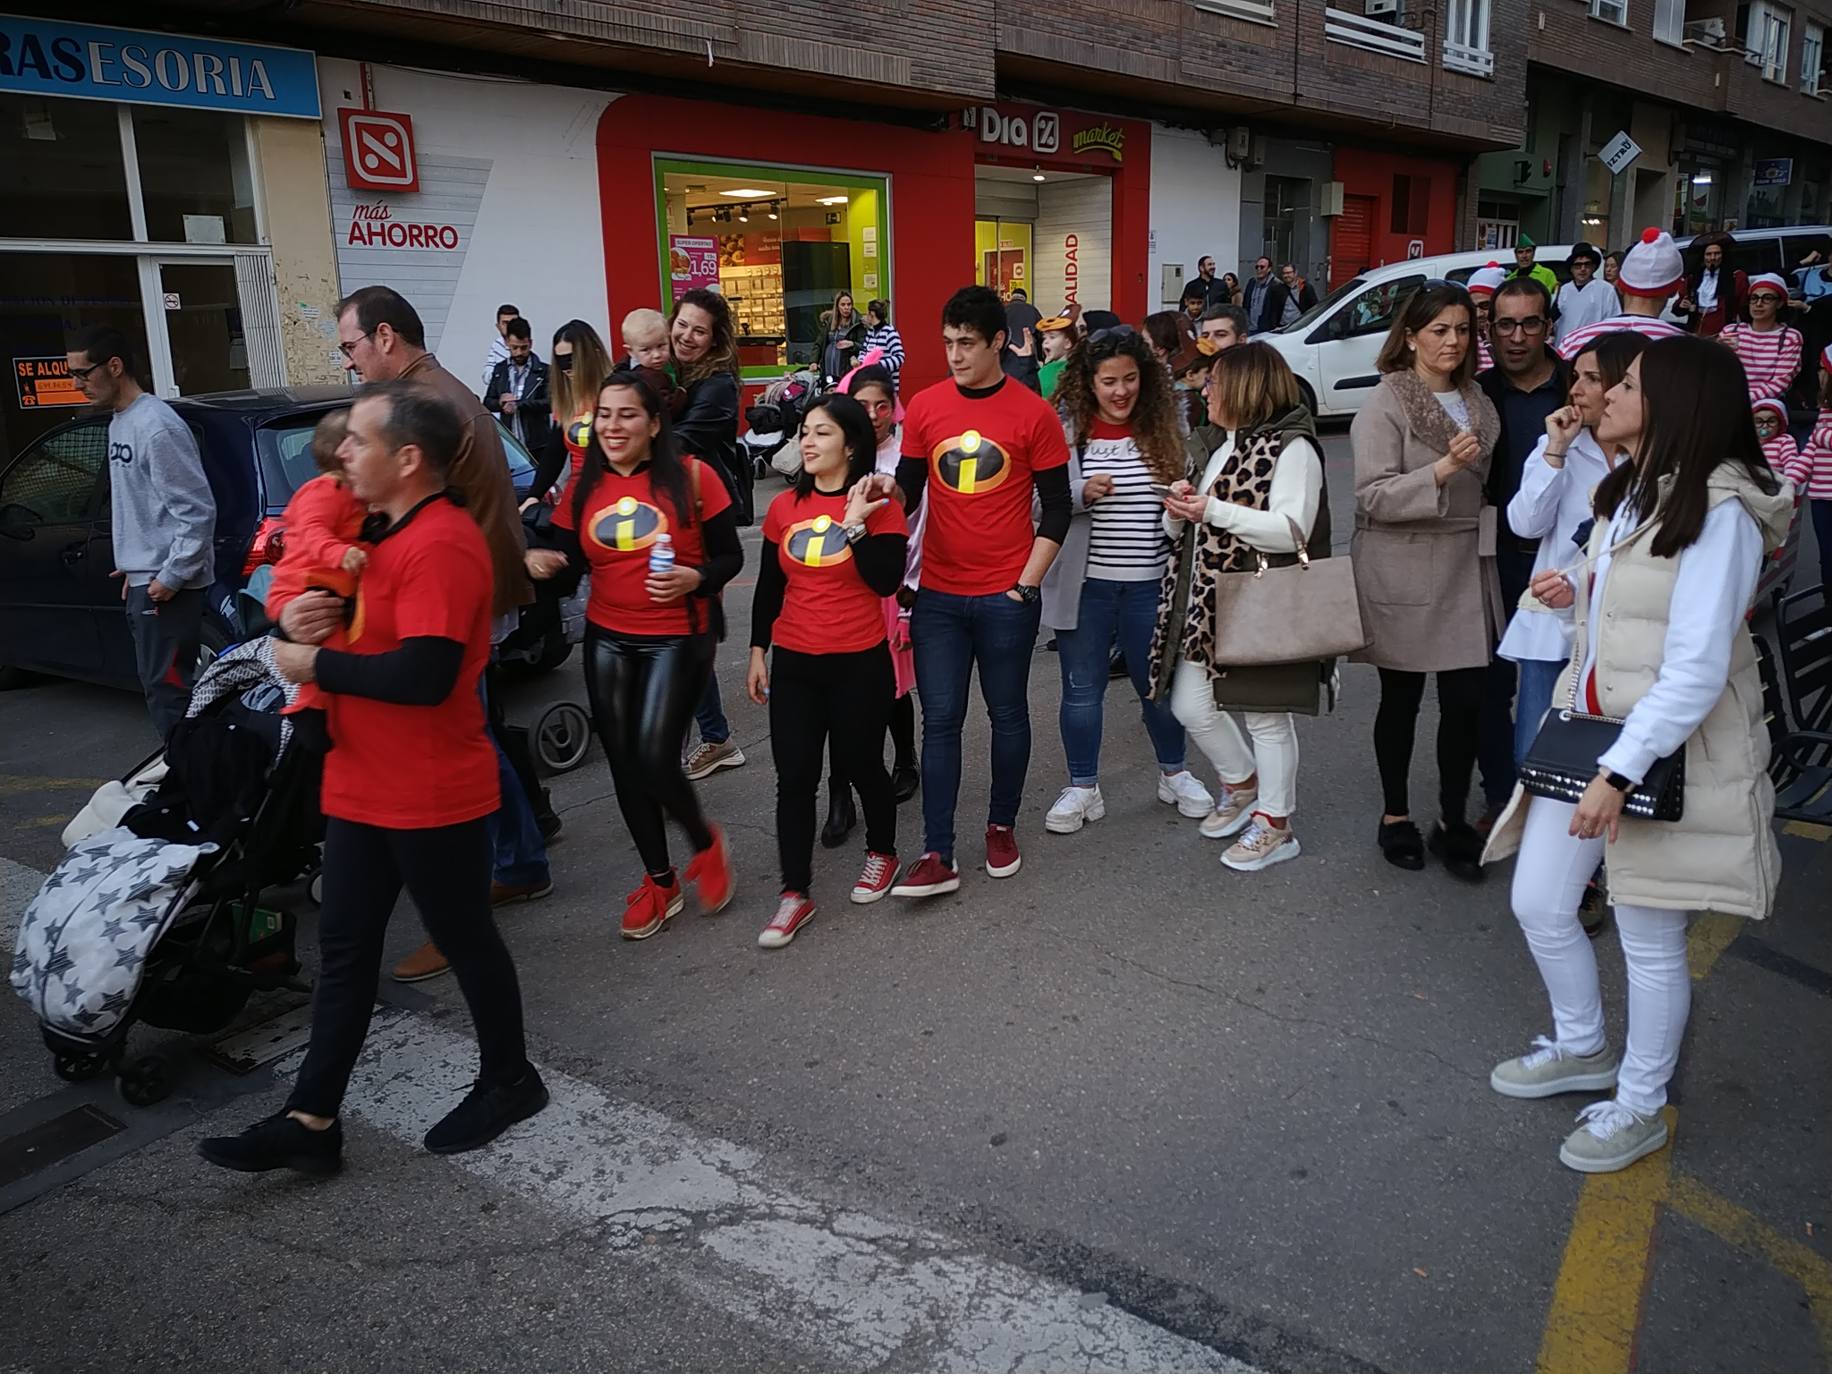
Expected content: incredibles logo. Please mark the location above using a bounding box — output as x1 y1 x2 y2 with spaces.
784 513 853 568
565 412 593 454
932 429 1010 495
588 494 668 554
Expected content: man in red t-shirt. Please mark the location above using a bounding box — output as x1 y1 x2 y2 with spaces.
867 285 1072 895
199 383 547 1177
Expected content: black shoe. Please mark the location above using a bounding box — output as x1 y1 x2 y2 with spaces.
820 788 857 849
1108 650 1128 680
537 789 563 843
1428 820 1486 884
198 1111 342 1175
424 1067 549 1155
1377 819 1426 871
891 763 920 804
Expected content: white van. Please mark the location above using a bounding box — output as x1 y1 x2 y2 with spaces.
1263 225 1831 418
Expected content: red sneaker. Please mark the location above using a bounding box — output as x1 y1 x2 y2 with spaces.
985 824 1022 878
890 852 960 898
685 824 735 915
620 874 684 940
757 892 816 949
850 851 897 905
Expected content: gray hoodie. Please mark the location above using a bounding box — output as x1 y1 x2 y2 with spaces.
108 392 216 589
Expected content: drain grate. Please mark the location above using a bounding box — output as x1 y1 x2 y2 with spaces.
0 1105 125 1188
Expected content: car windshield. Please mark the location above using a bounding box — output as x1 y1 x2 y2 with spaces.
256 407 537 507
1275 276 1364 334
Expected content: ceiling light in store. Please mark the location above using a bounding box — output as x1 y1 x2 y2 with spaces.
815 196 849 206
767 207 779 220
1032 172 1046 182
720 187 775 198
738 209 750 222
1691 172 1713 185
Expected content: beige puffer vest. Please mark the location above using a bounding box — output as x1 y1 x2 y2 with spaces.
1485 463 1793 919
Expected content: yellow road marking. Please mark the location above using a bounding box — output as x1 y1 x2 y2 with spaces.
1783 820 1831 842
1536 1108 1679 1374
1686 913 1744 982
0 776 103 796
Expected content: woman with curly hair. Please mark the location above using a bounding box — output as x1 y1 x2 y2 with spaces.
1040 326 1212 835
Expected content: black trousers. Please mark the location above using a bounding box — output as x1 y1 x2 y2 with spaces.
288 817 528 1118
829 689 917 792
583 624 716 878
771 644 896 893
1373 666 1486 824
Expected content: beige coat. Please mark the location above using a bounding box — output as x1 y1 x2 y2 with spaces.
1348 371 1502 673
1484 464 1792 918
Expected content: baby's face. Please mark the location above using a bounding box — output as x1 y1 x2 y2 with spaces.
1755 413 1782 442
629 332 671 369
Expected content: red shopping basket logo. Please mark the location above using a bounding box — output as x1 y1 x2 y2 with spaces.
341 108 420 193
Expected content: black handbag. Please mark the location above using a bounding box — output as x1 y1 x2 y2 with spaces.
1519 707 1685 821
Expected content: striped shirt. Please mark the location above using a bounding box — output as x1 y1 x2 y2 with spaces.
1783 410 1832 500
1720 324 1803 403
862 323 905 378
1080 419 1171 582
1554 313 1686 361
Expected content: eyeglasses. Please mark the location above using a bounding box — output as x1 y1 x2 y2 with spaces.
1748 293 1786 305
337 329 376 358
67 362 106 381
1493 317 1548 335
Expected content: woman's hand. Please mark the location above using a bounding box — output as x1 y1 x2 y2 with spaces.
525 549 568 580
1080 471 1115 504
746 647 770 705
1165 489 1210 523
1434 431 1483 486
836 338 855 352
646 565 704 604
859 472 900 505
844 476 888 528
1570 773 1627 843
1543 405 1583 460
1529 567 1575 610
519 496 540 513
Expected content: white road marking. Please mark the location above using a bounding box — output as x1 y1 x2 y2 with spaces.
313 1017 1265 1374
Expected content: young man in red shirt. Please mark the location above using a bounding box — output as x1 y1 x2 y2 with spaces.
874 285 1072 894
199 383 546 1176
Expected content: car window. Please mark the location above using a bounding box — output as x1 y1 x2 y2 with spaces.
1337 276 1426 339
0 418 110 523
255 406 536 506
1731 237 1782 276
1287 276 1365 335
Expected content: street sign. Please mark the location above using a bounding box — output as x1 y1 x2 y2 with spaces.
1406 239 1424 259
1600 130 1641 176
1754 157 1793 187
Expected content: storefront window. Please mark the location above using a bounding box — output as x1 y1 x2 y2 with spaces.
1673 162 1725 236
656 160 891 378
133 107 259 245
0 94 134 241
975 219 1033 299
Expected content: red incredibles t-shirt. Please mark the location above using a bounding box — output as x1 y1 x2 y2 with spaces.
321 497 498 829
761 487 908 654
552 457 731 635
900 377 1070 596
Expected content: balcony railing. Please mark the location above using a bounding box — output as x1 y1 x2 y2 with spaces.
1324 7 1428 61
1441 37 1495 74
1193 0 1279 24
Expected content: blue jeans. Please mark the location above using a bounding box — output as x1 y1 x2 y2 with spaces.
695 670 730 745
911 588 1041 862
482 674 549 889
1054 577 1184 785
1513 657 1566 772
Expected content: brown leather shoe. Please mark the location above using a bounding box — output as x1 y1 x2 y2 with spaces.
491 878 555 907
391 941 450 983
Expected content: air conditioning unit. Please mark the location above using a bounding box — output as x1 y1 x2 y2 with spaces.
1366 0 1399 15
1227 126 1252 161
1320 181 1346 216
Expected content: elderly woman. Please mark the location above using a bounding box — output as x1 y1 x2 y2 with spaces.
1350 282 1501 881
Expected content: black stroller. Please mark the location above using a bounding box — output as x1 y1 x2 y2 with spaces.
15 641 324 1106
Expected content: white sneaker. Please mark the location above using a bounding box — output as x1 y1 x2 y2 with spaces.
1156 770 1215 818
1045 785 1105 834
1199 783 1260 839
1559 1100 1670 1174
1221 816 1300 872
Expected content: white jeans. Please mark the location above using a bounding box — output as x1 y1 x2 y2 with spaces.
1510 796 1691 1115
1169 662 1299 817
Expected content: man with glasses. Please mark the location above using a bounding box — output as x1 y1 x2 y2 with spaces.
1474 277 1567 827
65 325 216 742
1244 257 1290 336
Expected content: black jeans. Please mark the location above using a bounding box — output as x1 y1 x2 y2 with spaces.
771 645 897 892
583 624 716 878
828 679 917 794
1373 665 1486 825
288 817 529 1118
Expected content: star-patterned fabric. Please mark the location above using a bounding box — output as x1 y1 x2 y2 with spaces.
11 826 214 1040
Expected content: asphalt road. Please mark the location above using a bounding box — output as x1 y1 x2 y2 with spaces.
2 430 1829 1374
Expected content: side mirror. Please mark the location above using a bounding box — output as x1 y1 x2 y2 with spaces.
0 502 37 541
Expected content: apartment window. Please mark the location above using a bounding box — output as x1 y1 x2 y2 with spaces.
1589 0 1628 25
1390 175 1429 235
1746 1 1793 82
1653 0 1687 44
1443 0 1494 71
1804 21 1826 92
1191 0 1279 24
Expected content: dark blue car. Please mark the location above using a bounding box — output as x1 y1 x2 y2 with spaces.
0 387 542 691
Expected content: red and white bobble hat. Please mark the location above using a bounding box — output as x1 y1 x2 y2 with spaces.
1618 227 1686 298
1747 272 1789 297
1751 398 1788 427
1467 262 1508 299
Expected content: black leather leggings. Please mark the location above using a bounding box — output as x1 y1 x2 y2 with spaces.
583 624 717 878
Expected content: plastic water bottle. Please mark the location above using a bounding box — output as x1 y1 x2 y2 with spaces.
649 532 675 576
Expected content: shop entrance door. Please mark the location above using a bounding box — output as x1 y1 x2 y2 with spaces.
153 261 251 397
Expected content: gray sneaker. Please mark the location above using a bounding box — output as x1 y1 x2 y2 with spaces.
1489 1036 1620 1099
1199 784 1259 839
1559 1100 1670 1174
684 738 746 780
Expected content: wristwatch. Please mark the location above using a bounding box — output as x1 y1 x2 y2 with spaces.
1011 583 1041 605
1600 769 1634 793
843 522 868 545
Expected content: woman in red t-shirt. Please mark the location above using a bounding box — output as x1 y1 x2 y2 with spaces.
526 372 743 939
745 394 909 949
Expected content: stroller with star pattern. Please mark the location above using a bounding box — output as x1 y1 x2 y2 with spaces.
11 639 322 1106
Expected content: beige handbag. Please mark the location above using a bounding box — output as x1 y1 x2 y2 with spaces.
1210 516 1369 666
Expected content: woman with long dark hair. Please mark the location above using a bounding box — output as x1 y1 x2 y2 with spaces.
1676 232 1747 337
746 394 908 948
524 319 614 506
1041 327 1211 835
525 371 743 938
1484 336 1788 1173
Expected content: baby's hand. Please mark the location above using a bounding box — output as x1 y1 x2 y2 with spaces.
341 546 368 573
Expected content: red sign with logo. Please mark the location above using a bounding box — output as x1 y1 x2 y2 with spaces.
340 107 419 192
970 104 1131 169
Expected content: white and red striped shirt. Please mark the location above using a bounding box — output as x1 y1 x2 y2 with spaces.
1721 324 1803 403
1554 313 1686 360
1476 335 1493 372
1784 410 1832 500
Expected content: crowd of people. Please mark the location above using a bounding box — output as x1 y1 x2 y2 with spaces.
63 221 1818 1180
